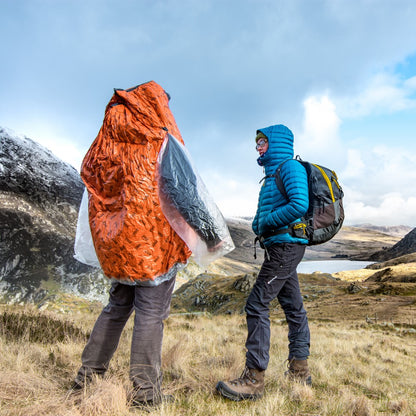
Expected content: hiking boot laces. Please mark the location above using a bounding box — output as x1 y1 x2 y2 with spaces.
230 367 259 386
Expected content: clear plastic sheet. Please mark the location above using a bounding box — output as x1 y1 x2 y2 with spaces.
73 188 101 268
157 133 235 265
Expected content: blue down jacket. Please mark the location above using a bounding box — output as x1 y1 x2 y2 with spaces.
252 124 309 247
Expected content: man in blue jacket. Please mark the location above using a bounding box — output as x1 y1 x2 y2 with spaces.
216 124 311 401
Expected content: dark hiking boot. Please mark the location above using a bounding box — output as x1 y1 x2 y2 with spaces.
216 367 265 401
285 359 312 385
131 392 174 410
69 381 84 391
67 371 105 396
67 375 93 395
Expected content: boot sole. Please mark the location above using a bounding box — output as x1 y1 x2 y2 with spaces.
216 381 262 401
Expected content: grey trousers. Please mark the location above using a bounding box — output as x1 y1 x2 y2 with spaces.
245 243 310 371
75 276 175 400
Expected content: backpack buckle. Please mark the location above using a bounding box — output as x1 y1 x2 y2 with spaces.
291 222 308 238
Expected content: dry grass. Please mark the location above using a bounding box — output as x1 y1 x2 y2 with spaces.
334 264 416 283
0 305 415 416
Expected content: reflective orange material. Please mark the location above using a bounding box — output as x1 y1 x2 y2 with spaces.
81 81 191 282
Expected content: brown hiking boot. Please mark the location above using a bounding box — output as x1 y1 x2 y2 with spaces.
285 359 312 385
216 367 265 401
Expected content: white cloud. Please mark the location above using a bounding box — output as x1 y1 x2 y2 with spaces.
296 94 344 167
338 73 416 118
346 193 416 226
342 149 365 179
341 144 416 226
404 75 416 89
201 171 259 218
302 95 340 143
294 90 416 227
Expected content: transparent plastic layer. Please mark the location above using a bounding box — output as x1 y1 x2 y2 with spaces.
157 133 235 265
74 188 101 267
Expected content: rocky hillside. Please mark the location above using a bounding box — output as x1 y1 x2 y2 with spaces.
0 128 109 304
369 228 416 262
171 269 416 324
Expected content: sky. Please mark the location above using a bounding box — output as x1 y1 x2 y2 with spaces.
1 0 416 226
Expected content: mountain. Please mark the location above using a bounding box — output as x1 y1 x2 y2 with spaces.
369 228 416 262
0 128 109 304
352 224 412 238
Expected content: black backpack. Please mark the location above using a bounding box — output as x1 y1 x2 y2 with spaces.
272 156 345 245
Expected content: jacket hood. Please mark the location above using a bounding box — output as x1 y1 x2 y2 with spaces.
256 124 294 174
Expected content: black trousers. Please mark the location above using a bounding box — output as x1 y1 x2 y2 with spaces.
245 243 310 371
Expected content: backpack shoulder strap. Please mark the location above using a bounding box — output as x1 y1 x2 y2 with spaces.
274 159 291 201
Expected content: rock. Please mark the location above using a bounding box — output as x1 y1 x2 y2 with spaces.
233 273 256 293
347 282 362 293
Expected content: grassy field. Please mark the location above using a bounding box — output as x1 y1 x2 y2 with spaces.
1 301 415 416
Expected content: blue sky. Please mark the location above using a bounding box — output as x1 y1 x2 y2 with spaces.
2 0 416 226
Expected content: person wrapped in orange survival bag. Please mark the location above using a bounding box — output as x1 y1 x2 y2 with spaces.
72 81 233 406
81 81 192 283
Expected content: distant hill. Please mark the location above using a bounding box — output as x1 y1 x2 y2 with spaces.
352 223 412 238
367 252 416 269
369 228 416 262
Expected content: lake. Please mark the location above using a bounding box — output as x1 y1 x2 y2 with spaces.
298 260 373 274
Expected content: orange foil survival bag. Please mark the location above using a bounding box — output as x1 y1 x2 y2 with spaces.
79 81 192 282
